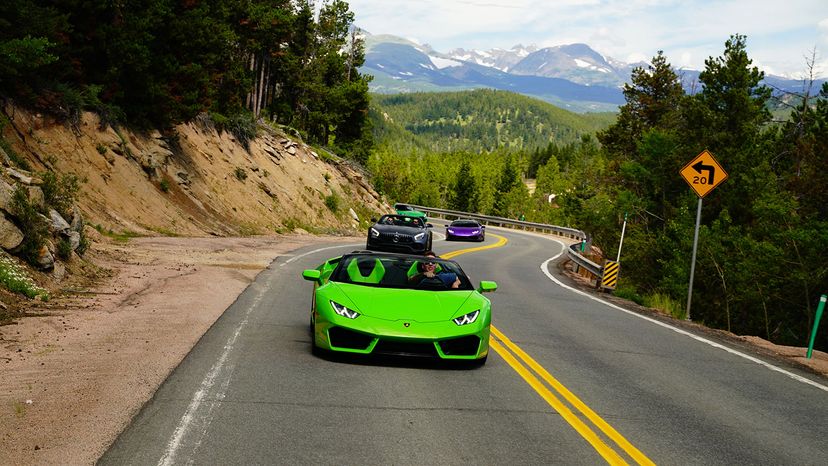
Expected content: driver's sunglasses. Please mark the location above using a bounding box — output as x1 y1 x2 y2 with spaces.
425 261 437 266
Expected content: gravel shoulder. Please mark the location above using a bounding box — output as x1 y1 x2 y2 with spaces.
0 234 360 466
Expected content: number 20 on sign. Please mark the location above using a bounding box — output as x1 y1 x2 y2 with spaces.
680 150 728 198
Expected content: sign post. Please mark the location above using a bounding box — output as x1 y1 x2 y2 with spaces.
680 150 728 320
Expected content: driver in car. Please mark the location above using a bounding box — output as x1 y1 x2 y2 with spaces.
408 251 461 289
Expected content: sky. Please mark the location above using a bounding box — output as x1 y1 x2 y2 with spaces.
341 0 828 78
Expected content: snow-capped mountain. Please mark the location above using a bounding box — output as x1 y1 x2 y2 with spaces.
360 31 823 113
447 44 538 73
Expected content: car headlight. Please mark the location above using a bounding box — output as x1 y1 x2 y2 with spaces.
447 229 454 234
370 227 379 238
330 301 360 319
452 310 480 326
414 232 425 241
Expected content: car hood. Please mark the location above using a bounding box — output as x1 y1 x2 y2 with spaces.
372 224 426 234
332 283 477 323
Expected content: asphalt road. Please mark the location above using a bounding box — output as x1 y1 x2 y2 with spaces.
100 225 828 465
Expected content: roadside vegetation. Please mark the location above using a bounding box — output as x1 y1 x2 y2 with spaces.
0 0 372 164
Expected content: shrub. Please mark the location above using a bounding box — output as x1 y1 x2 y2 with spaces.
56 237 72 261
9 186 49 266
234 167 247 181
159 179 170 193
324 193 340 213
40 171 81 218
76 228 90 256
96 143 107 154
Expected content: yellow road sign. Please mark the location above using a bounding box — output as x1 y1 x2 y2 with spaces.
680 150 728 198
602 261 619 290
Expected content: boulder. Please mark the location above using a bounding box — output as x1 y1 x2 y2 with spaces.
48 209 71 233
67 231 81 251
0 215 24 250
27 186 44 209
0 179 14 213
36 244 55 271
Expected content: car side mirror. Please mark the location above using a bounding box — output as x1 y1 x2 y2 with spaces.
302 269 322 282
426 223 433 228
481 225 485 229
478 281 497 293
370 218 377 223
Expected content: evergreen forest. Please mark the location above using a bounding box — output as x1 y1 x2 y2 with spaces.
0 0 373 162
368 36 828 351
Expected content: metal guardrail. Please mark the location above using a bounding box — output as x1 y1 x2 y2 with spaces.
407 204 604 279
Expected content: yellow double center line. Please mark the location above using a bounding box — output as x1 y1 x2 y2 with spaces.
444 233 654 466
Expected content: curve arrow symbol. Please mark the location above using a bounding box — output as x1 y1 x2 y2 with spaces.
692 161 715 183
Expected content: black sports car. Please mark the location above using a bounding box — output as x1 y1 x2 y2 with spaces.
367 214 433 254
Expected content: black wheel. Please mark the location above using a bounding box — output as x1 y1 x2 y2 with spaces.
426 235 433 250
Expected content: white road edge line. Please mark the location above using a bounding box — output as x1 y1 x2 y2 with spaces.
159 243 360 465
280 243 363 266
536 236 828 393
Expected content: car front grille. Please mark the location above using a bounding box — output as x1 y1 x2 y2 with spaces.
373 339 439 358
378 232 414 243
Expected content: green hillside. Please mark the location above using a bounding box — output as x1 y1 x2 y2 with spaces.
370 89 615 154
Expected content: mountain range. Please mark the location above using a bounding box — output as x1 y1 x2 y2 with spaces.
360 32 824 113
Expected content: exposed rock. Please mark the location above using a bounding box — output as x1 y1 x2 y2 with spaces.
0 215 24 250
51 260 66 281
7 167 41 185
66 231 81 251
27 186 45 209
174 171 191 187
0 179 14 212
36 244 55 270
48 209 71 233
287 146 297 155
349 208 359 222
0 146 12 166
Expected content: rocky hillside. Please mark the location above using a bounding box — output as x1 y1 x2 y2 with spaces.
2 105 388 236
0 103 389 315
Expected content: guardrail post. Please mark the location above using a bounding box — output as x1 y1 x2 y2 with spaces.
806 295 826 359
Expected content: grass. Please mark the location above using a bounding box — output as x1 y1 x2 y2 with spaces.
93 224 143 243
0 253 48 300
644 293 686 319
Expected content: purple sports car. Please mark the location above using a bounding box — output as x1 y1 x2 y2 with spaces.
445 219 485 242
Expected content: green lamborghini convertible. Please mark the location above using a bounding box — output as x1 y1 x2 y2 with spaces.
302 251 497 364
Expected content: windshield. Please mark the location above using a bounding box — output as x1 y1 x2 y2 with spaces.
378 215 425 228
450 221 480 228
330 255 473 291
394 204 412 211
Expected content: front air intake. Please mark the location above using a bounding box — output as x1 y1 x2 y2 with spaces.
439 335 481 356
328 327 373 350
